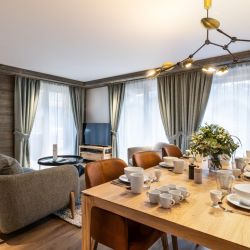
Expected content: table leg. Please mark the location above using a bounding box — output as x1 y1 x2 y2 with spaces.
82 194 93 250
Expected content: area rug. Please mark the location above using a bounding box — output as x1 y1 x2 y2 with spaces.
54 204 82 228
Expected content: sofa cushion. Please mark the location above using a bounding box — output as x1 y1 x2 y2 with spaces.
0 154 23 175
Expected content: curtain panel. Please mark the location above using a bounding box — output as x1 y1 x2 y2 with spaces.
69 86 85 154
108 83 125 157
157 70 213 151
14 76 40 167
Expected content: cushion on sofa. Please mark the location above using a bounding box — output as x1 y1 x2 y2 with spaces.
0 154 23 175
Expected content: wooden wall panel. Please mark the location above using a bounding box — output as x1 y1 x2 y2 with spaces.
0 74 14 157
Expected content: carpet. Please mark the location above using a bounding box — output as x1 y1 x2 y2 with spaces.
54 205 82 228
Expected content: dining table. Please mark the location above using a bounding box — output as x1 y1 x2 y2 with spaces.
81 163 250 250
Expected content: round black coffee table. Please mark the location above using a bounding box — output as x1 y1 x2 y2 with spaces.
38 155 84 167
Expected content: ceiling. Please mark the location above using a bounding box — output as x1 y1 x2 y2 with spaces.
0 0 250 82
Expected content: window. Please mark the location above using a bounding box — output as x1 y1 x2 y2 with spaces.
30 82 76 169
202 63 250 156
118 78 167 161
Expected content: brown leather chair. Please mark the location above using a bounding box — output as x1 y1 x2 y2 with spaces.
132 151 162 169
162 144 183 158
85 158 169 250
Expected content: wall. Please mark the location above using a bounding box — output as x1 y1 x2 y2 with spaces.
86 86 109 123
0 74 14 157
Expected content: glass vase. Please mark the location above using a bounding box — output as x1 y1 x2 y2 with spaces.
208 155 222 172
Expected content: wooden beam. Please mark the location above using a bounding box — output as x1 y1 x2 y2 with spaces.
0 64 85 87
85 50 250 88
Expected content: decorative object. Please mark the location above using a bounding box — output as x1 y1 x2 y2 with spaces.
147 0 250 78
190 124 239 171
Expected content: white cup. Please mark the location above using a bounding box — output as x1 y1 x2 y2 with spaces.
130 173 144 194
147 189 161 204
166 184 176 190
177 186 190 199
157 186 170 193
173 159 185 174
168 190 184 203
210 189 223 207
159 193 175 208
216 170 235 192
154 169 162 182
124 167 143 181
163 156 178 166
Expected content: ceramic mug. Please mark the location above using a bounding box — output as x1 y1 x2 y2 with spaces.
235 157 247 172
159 193 175 208
168 190 184 203
130 173 144 194
173 159 185 174
176 186 190 199
147 189 161 204
166 184 176 190
210 189 223 207
157 186 170 193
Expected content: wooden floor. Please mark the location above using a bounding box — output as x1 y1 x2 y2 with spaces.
0 216 209 250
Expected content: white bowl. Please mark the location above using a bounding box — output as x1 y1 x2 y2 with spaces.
124 167 143 180
163 156 178 166
233 184 250 200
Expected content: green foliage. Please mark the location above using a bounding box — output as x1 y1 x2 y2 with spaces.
190 123 239 158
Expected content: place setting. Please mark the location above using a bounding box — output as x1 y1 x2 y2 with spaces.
210 169 250 216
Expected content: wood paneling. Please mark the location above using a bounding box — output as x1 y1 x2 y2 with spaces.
0 74 14 157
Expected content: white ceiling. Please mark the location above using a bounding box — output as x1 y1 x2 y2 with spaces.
0 0 250 82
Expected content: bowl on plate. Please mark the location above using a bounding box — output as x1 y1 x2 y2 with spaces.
233 184 250 200
163 156 178 167
124 167 143 181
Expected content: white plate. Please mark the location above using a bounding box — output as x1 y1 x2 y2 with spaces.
226 193 250 210
159 162 174 168
118 174 149 184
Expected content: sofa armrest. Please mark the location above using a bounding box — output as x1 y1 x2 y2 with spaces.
0 165 79 233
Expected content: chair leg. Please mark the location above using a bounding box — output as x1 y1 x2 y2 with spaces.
70 191 75 219
161 234 169 250
171 235 178 250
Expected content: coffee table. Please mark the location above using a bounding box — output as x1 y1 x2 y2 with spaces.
38 155 84 169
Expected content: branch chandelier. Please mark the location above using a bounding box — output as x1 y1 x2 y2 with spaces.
147 0 250 77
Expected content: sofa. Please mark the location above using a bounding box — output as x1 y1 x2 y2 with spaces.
0 165 79 234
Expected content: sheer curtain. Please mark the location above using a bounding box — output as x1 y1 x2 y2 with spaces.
118 78 167 161
202 63 250 156
30 82 77 169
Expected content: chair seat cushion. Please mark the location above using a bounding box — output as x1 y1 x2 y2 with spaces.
0 154 23 175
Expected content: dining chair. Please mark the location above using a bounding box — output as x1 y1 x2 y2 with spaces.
162 144 183 158
85 158 169 250
132 151 162 169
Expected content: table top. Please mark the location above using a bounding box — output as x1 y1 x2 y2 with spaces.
83 166 250 249
38 155 83 166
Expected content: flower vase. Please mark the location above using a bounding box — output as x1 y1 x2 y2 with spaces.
208 155 222 172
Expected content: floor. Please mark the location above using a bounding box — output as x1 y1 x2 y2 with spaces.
0 215 209 250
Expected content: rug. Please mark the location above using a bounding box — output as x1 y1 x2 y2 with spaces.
54 204 82 228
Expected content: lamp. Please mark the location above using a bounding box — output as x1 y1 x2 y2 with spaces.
148 0 250 77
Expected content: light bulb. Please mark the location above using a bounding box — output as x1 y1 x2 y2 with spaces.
146 69 157 78
216 66 229 76
202 65 216 73
182 58 193 68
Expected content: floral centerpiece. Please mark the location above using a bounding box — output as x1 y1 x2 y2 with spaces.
190 124 239 170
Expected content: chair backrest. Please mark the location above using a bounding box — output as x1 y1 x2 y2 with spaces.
132 151 161 169
85 158 127 189
127 146 152 164
162 144 183 158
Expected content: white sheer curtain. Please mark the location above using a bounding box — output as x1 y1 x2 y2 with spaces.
118 78 167 161
202 63 250 156
30 82 76 169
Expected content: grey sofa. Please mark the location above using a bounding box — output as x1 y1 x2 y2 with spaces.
0 165 79 234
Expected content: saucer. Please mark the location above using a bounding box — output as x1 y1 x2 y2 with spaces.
226 193 250 210
243 172 250 178
159 162 174 169
119 174 149 184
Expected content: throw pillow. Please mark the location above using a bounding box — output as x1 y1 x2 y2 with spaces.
0 154 24 175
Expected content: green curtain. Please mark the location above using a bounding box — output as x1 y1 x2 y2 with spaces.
14 76 40 167
108 83 125 157
69 86 85 154
157 71 213 151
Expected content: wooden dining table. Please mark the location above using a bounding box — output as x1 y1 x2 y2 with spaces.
81 165 250 250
